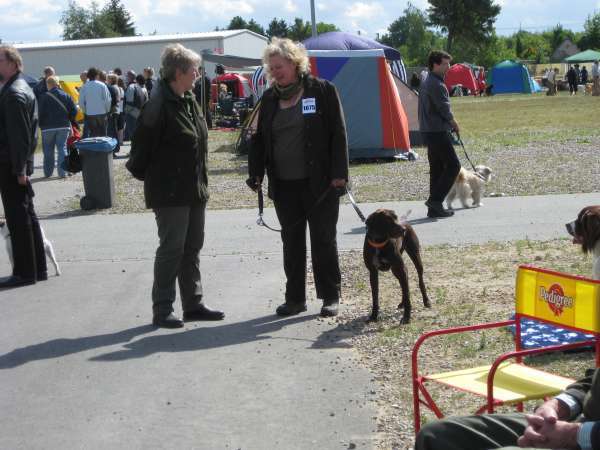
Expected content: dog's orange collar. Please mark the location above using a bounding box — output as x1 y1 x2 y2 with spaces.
368 238 389 249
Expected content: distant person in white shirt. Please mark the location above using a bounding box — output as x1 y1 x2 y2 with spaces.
592 60 600 96
78 67 111 137
420 68 429 82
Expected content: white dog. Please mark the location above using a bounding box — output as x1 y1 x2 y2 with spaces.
446 165 493 209
0 220 60 276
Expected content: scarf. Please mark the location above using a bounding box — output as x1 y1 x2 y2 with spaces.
273 75 303 100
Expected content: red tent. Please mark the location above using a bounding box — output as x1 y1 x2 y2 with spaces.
445 63 478 95
212 73 252 101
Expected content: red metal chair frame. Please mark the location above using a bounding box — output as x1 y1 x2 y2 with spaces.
412 265 600 433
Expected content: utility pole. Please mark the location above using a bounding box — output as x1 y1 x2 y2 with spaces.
310 0 317 37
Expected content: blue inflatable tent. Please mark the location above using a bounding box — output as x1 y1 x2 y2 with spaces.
488 60 539 94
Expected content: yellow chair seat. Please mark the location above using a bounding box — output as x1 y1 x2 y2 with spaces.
425 362 575 403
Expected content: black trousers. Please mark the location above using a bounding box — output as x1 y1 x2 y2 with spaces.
423 131 461 203
0 164 47 279
107 113 120 153
415 413 527 450
83 114 107 138
569 81 578 94
273 179 341 304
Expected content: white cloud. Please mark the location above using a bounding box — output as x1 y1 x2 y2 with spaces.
284 0 298 13
344 2 383 20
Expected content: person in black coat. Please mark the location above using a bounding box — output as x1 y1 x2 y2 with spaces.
567 65 580 95
248 37 349 318
0 45 47 287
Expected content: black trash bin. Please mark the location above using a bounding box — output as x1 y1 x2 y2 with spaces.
75 137 117 210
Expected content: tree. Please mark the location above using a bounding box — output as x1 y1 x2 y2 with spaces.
227 16 248 30
60 1 93 40
379 3 442 66
60 0 135 40
578 11 600 50
428 0 501 54
288 17 312 41
316 22 339 34
266 18 289 38
102 0 135 36
246 19 265 36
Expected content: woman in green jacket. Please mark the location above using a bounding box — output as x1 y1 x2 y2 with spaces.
127 44 224 328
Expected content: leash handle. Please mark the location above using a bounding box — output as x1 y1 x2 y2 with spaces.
258 188 264 215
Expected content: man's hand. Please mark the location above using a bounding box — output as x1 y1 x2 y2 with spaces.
330 178 346 189
17 175 28 186
450 119 460 134
517 416 580 449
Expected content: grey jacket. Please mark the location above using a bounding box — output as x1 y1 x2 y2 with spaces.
418 72 454 133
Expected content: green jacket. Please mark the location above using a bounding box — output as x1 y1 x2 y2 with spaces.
126 80 208 208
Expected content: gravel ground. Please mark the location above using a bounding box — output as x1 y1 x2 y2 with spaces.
68 134 600 216
320 240 596 449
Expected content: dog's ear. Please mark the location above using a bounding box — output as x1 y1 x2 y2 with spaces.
390 223 406 238
581 208 600 253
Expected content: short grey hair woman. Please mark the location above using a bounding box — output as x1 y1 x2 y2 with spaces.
248 38 349 318
127 43 224 328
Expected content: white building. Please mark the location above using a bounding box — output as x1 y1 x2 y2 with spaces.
15 29 268 78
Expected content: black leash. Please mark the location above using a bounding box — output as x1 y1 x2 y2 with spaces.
251 182 368 232
345 186 366 223
451 131 485 180
254 185 334 233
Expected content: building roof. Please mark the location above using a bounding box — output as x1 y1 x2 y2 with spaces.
14 29 267 51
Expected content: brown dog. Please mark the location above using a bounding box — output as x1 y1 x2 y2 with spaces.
363 209 431 323
565 205 600 279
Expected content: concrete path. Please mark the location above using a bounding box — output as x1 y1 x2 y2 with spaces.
1 152 599 449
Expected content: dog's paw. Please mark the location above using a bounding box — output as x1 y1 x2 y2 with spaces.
397 301 406 308
366 315 379 323
473 202 483 207
399 316 410 325
446 204 454 210
423 298 432 308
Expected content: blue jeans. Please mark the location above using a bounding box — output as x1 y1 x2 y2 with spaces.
41 128 70 177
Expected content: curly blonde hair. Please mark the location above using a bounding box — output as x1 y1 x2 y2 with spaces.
262 37 310 81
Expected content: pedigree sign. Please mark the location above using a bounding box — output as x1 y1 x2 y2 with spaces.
534 273 576 326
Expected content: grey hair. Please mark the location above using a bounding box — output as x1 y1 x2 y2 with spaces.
262 37 310 81
160 44 201 82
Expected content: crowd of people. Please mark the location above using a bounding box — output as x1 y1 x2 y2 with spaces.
27 64 158 178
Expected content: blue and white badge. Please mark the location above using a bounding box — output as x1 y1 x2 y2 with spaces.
302 98 317 114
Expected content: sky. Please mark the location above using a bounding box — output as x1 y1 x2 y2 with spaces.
1 0 598 44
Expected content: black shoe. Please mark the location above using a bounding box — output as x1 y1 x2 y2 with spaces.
183 304 225 321
276 302 307 316
427 207 454 218
0 275 36 289
320 299 339 317
37 271 48 281
152 312 184 328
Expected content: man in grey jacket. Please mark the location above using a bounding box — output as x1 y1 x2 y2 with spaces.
418 50 461 218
